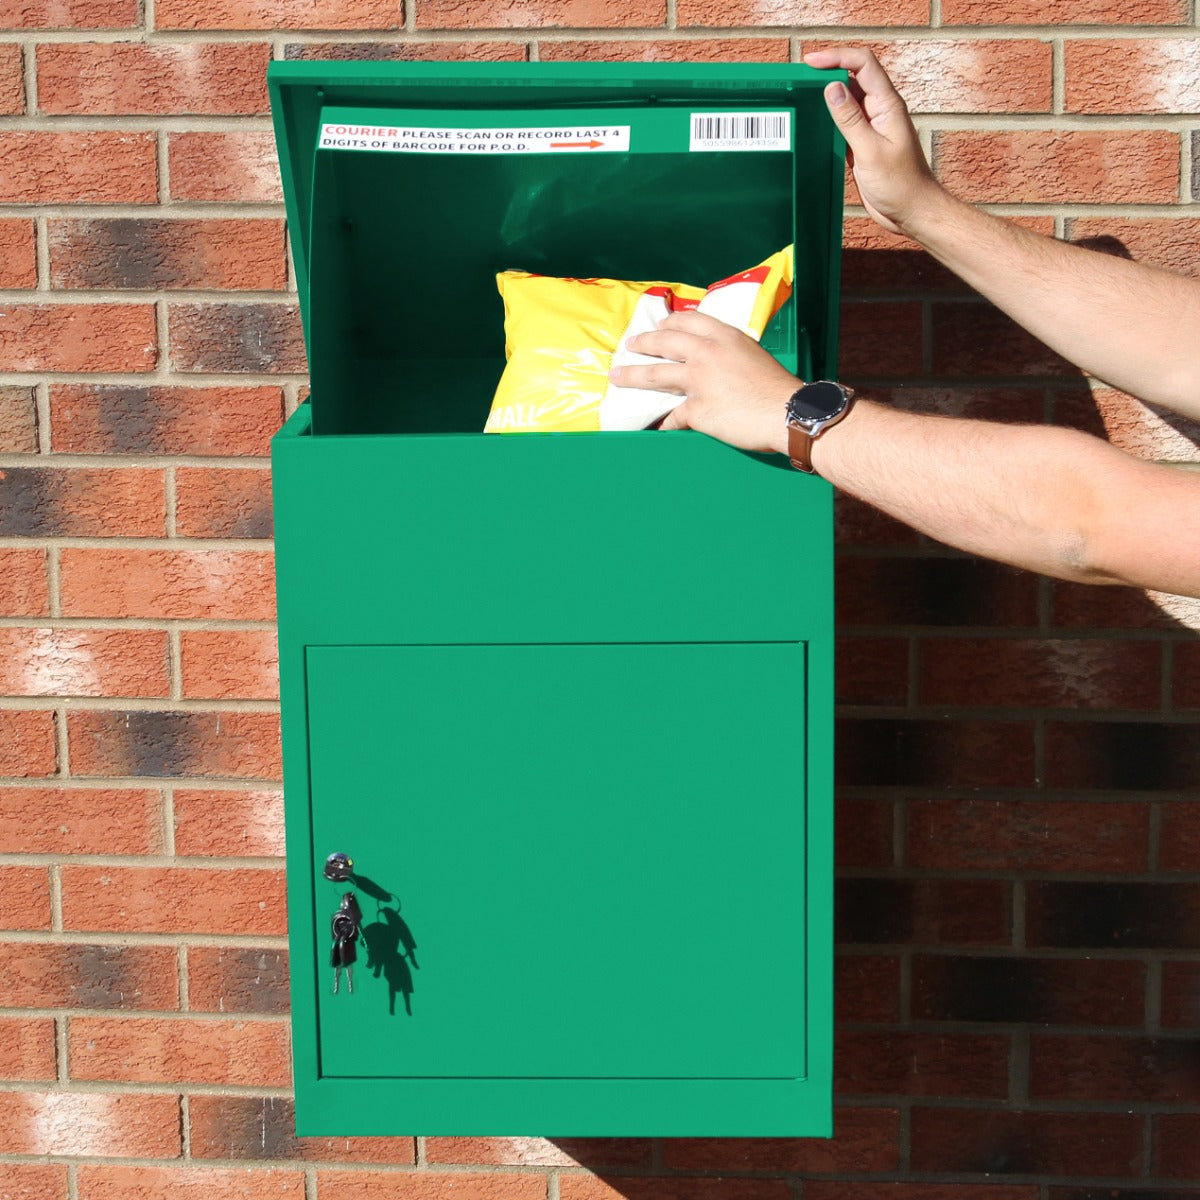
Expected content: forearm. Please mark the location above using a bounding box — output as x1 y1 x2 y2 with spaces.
809 398 1200 596
906 189 1200 418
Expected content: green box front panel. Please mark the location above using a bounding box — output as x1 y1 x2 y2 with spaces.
308 641 806 1082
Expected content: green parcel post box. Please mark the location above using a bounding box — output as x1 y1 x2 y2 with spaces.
268 60 846 1138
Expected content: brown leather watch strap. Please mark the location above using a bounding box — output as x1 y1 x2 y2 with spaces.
788 422 817 474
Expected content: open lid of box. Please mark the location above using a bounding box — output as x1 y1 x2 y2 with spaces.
268 61 847 436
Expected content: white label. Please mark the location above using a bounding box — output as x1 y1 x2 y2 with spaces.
689 111 791 152
318 123 631 155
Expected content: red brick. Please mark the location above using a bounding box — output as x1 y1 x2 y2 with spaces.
168 132 283 202
539 37 788 61
427 1138 649 1167
1032 1034 1200 1103
801 39 1051 113
38 42 269 115
1163 961 1200 1029
0 218 35 286
0 1091 180 1157
0 550 48 617
837 1030 1009 1098
836 796 894 869
836 954 901 1024
1067 40 1200 114
60 548 275 620
1155 1113 1200 1177
839 300 924 379
943 0 1182 21
836 635 908 706
0 786 162 853
284 41 526 62
68 709 281 780
1055 382 1200 464
50 384 282 456
316 1173 549 1200
189 1095 416 1163
180 630 277 701
1052 577 1199 630
1067 218 1200 279
0 387 37 453
0 1163 68 1200
563 1182 790 1200
0 1016 55 1080
173 787 284 856
176 467 273 539
0 710 56 777
0 941 178 1009
78 1166 305 1200
881 385 1047 423
1177 642 1200 708
0 304 156 372
0 42 21 112
50 218 286 291
932 300 1075 377
661 1107 898 1173
836 495 920 546
187 946 289 1014
70 1015 290 1086
0 131 157 202
913 955 1145 1026
908 798 1149 873
60 864 286 935
934 129 1180 205
0 468 165 538
911 1107 1142 1175
920 637 1161 710
170 303 306 373
0 868 50 929
0 0 136 25
158 0 395 27
678 0 927 25
419 0 664 27
1160 802 1200 871
808 1186 1038 1200
843 219 962 294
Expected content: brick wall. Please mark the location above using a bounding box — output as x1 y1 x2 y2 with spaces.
1 0 1199 1196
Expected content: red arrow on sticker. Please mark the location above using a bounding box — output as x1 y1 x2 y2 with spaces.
551 139 604 149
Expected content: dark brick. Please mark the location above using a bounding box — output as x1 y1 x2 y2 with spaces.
836 878 1010 946
169 303 306 373
187 947 289 1014
1050 1191 1200 1200
911 1108 1143 1176
837 556 1039 627
1175 642 1200 709
1028 882 1200 949
837 718 1036 788
913 955 1145 1026
1032 1035 1200 1103
836 1030 1009 1097
1160 802 1200 871
0 467 163 537
188 1095 415 1163
0 942 179 1010
1046 722 1200 791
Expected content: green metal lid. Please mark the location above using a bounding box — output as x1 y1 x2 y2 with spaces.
267 61 846 436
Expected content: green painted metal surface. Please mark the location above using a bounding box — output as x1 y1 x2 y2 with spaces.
269 60 844 1136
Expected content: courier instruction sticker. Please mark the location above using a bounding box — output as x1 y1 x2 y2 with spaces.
318 123 631 155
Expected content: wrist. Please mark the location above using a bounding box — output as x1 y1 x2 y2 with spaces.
894 177 961 247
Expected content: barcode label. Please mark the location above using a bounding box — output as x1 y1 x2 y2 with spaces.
689 111 791 152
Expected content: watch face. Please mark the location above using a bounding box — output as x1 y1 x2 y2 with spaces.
788 380 847 424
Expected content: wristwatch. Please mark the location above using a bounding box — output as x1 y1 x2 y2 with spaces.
785 380 856 475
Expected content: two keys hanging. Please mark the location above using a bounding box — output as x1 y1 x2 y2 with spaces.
325 852 362 995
